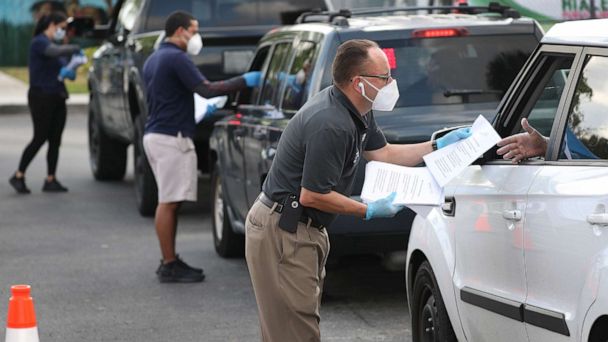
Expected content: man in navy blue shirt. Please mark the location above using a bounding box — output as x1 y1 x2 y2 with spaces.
143 11 260 283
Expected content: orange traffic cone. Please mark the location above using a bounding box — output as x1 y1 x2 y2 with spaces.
5 285 39 342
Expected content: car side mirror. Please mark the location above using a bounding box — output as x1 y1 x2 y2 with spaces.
108 33 127 46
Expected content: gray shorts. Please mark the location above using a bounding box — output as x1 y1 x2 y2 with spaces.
143 132 197 203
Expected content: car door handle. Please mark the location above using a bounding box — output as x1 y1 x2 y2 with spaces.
502 210 522 221
586 213 608 226
442 197 455 216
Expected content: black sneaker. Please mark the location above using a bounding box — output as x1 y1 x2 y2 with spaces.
156 259 205 283
175 254 203 274
9 175 30 194
42 179 68 192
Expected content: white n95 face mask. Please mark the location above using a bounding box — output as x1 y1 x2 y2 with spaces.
187 33 203 55
360 78 400 111
54 27 66 42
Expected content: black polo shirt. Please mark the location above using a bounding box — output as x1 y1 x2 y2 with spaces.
262 85 387 228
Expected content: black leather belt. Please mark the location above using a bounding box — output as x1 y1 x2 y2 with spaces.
258 192 325 230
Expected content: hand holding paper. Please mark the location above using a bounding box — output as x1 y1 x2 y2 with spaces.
423 115 501 187
436 127 472 149
58 51 88 81
365 192 405 220
360 161 444 206
360 115 500 211
66 51 87 70
194 95 228 124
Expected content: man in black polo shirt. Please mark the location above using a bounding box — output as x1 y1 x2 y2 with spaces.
143 11 260 283
245 39 470 341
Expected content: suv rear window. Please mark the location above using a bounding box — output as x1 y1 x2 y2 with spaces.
145 0 327 31
379 34 538 108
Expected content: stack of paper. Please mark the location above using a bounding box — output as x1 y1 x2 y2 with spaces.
360 115 501 207
361 161 444 206
194 95 228 124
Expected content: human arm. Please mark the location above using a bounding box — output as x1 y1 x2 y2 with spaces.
363 127 472 166
43 43 81 58
299 188 404 220
364 142 433 166
192 71 261 98
496 118 548 163
299 188 367 218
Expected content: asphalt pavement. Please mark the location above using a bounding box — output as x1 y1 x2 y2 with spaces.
0 108 411 341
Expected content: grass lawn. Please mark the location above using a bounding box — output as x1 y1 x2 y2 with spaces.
0 47 95 94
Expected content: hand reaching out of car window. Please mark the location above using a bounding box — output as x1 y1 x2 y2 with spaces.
497 118 548 163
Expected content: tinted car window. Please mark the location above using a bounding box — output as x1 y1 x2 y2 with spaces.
238 45 271 105
118 0 144 31
259 42 292 106
560 55 608 159
281 41 317 113
371 35 538 108
146 0 326 31
525 56 573 137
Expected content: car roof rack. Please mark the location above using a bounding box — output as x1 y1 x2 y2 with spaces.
295 2 520 26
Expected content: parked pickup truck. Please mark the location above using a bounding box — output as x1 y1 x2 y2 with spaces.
87 0 328 216
208 3 543 257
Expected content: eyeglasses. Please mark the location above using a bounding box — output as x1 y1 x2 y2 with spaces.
360 74 392 85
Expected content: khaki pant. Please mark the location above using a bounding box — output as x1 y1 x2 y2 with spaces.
245 198 330 342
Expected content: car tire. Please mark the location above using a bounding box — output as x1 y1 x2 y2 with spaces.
589 322 608 342
88 94 127 181
211 160 244 258
133 114 158 217
411 261 457 342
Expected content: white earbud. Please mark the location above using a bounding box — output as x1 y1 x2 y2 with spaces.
358 82 364 92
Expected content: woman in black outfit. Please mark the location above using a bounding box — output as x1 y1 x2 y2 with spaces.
9 11 81 194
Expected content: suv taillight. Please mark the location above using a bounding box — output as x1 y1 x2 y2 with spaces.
411 28 469 38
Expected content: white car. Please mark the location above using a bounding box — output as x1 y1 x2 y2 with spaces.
406 19 608 342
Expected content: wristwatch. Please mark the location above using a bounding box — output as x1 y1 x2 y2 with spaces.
431 139 438 151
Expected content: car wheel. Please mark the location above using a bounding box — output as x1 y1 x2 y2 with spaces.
588 319 608 342
411 261 457 342
133 114 158 217
88 94 127 181
211 160 244 258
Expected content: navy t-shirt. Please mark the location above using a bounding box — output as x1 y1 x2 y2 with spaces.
29 34 67 97
143 42 205 138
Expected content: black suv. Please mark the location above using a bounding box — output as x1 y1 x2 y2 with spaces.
208 3 543 257
87 0 328 216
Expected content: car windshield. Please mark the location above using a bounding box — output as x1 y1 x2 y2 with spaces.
375 34 538 108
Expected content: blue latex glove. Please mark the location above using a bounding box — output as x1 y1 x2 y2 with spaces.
207 103 217 115
365 192 405 220
243 71 262 87
59 67 76 81
436 127 472 149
